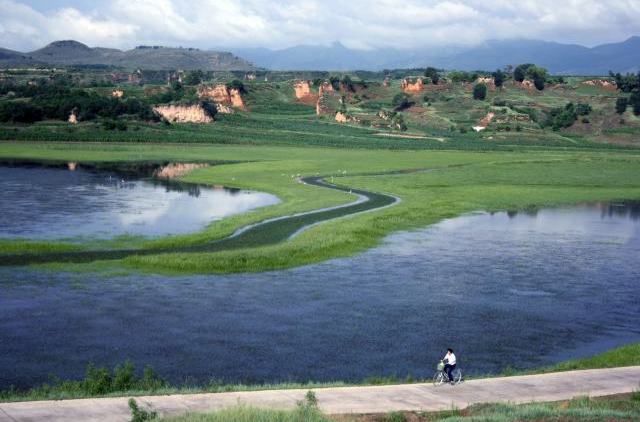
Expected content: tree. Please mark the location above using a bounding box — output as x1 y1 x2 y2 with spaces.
226 79 246 93
527 66 548 91
183 70 204 85
473 83 487 100
392 92 411 110
514 64 534 82
424 67 440 84
0 101 44 123
615 97 628 114
492 69 505 88
631 91 640 116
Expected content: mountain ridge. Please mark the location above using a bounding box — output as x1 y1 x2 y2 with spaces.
1 40 256 71
231 37 640 74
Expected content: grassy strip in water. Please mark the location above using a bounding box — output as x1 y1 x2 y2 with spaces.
2 343 638 403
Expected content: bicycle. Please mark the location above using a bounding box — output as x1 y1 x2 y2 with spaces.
433 360 462 386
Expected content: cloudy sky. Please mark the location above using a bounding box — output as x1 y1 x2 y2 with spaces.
2 0 640 51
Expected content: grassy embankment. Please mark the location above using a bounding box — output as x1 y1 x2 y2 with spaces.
158 393 640 421
1 141 640 273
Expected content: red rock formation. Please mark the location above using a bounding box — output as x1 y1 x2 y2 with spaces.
401 78 424 93
581 79 617 91
153 104 214 123
293 80 313 99
153 163 209 179
476 77 496 90
197 84 245 111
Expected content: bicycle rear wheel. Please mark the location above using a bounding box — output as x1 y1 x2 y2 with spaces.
432 371 446 386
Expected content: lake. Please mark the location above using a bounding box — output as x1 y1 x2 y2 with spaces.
0 197 638 389
0 165 280 240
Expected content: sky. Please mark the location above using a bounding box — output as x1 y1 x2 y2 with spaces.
1 0 640 52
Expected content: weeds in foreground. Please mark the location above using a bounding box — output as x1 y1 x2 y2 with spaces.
129 398 157 422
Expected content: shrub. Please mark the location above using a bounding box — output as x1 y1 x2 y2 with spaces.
129 398 157 422
575 103 592 116
385 411 407 422
392 93 411 110
630 91 640 116
492 69 505 88
226 79 246 93
473 83 487 100
616 97 628 114
424 67 440 84
514 63 534 82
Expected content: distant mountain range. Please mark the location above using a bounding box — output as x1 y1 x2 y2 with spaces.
0 40 255 71
2 37 639 74
232 37 640 74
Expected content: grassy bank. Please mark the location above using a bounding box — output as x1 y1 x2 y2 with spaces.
1 142 640 274
157 393 640 421
2 343 638 403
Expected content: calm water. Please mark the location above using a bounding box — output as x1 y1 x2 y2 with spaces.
0 202 638 389
0 166 279 239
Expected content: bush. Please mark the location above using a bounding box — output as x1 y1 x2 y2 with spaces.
473 83 487 100
385 411 407 422
424 67 440 84
631 91 640 116
129 398 157 422
226 79 246 93
492 69 506 88
575 103 592 116
546 102 582 130
616 97 628 114
392 93 411 110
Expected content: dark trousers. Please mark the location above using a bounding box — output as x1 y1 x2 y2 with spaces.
444 363 456 381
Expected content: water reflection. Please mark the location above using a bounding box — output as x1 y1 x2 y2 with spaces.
0 166 279 240
0 202 638 389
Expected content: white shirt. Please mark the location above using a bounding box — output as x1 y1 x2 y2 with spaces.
444 352 456 365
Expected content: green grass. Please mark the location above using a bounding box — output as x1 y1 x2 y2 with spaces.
537 343 640 374
157 392 640 421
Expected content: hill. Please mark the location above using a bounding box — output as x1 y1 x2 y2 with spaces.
232 37 640 74
1 40 256 71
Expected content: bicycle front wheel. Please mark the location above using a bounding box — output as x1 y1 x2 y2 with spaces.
433 371 446 386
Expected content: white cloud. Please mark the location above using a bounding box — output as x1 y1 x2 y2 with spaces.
2 0 640 51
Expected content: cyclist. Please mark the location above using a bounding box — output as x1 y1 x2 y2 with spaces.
442 348 457 383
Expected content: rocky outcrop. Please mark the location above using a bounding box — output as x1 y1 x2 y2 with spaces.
111 89 124 98
383 77 390 87
153 163 209 179
581 79 617 91
293 80 314 99
335 111 349 123
68 109 78 124
515 80 536 91
229 88 245 109
476 77 495 90
153 104 214 123
473 112 495 132
334 111 359 124
401 78 424 93
197 84 245 111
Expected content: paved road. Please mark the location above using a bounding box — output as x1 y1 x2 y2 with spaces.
1 366 639 421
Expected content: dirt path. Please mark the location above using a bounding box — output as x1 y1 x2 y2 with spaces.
1 366 639 421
